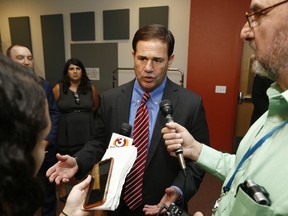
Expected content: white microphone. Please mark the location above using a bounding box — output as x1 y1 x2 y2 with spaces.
160 99 187 177
108 123 133 148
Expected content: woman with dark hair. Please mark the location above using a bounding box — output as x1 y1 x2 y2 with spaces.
53 58 100 201
0 54 92 216
0 53 49 216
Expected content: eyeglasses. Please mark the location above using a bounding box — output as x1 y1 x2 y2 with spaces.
246 0 288 28
73 92 80 105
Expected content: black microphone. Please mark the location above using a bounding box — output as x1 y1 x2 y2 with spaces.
119 123 132 137
160 99 187 177
108 123 133 148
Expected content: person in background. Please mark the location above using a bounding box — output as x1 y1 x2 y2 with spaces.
53 58 100 202
47 24 210 216
161 0 288 215
6 44 59 216
250 74 273 125
0 53 92 216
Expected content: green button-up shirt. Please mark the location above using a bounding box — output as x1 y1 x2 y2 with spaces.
196 83 288 216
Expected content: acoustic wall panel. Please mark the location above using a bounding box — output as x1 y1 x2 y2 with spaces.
8 16 32 50
71 12 95 41
139 6 169 28
71 43 118 94
103 9 129 40
41 14 66 85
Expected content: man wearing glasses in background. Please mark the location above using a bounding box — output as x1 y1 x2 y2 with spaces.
160 0 288 215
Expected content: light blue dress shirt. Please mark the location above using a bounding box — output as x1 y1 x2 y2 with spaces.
128 77 183 200
129 77 166 148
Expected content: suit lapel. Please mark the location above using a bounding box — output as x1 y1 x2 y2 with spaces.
145 79 180 168
117 81 134 126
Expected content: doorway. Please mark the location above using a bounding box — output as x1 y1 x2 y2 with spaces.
233 42 254 153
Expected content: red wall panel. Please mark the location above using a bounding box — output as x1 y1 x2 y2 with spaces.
187 0 251 152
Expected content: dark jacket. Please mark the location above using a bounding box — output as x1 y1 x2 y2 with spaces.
75 78 210 215
41 79 58 161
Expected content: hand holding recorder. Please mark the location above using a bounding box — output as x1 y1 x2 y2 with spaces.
62 175 93 216
83 158 114 209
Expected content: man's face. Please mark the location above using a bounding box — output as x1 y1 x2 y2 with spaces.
9 45 34 70
252 22 288 80
242 0 288 81
133 39 174 92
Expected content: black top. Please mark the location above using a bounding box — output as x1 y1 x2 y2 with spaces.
56 85 95 155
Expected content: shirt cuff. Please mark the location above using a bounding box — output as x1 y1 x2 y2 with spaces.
171 185 183 204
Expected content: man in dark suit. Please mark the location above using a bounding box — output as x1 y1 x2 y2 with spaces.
7 44 59 216
47 24 209 216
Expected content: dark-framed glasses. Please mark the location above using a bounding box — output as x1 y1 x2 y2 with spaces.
246 0 288 28
73 92 80 105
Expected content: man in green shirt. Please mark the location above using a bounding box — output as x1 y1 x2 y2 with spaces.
157 0 288 215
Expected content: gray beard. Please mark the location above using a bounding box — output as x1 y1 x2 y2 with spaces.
251 59 276 80
249 23 288 81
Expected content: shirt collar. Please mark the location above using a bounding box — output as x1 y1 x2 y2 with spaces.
267 82 288 102
133 77 167 106
267 82 288 121
281 89 288 102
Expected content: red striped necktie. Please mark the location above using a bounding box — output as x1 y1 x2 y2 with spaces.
124 92 150 211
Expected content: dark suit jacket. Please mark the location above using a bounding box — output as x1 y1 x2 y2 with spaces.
75 78 209 215
41 79 58 162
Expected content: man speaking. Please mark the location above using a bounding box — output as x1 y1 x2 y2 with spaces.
47 24 209 216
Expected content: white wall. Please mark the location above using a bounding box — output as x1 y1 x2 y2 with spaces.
0 0 190 86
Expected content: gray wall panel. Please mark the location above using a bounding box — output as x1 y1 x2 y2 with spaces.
8 16 32 50
139 6 169 28
41 14 66 85
103 9 129 40
71 12 95 41
71 43 118 94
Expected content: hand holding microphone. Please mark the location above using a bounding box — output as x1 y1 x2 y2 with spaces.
161 112 203 164
160 99 187 177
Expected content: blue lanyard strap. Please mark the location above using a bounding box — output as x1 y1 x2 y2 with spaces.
223 120 288 193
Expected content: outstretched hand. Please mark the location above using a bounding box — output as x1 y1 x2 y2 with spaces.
46 153 78 184
143 187 180 215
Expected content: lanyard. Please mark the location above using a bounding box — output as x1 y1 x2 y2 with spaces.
223 120 288 193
